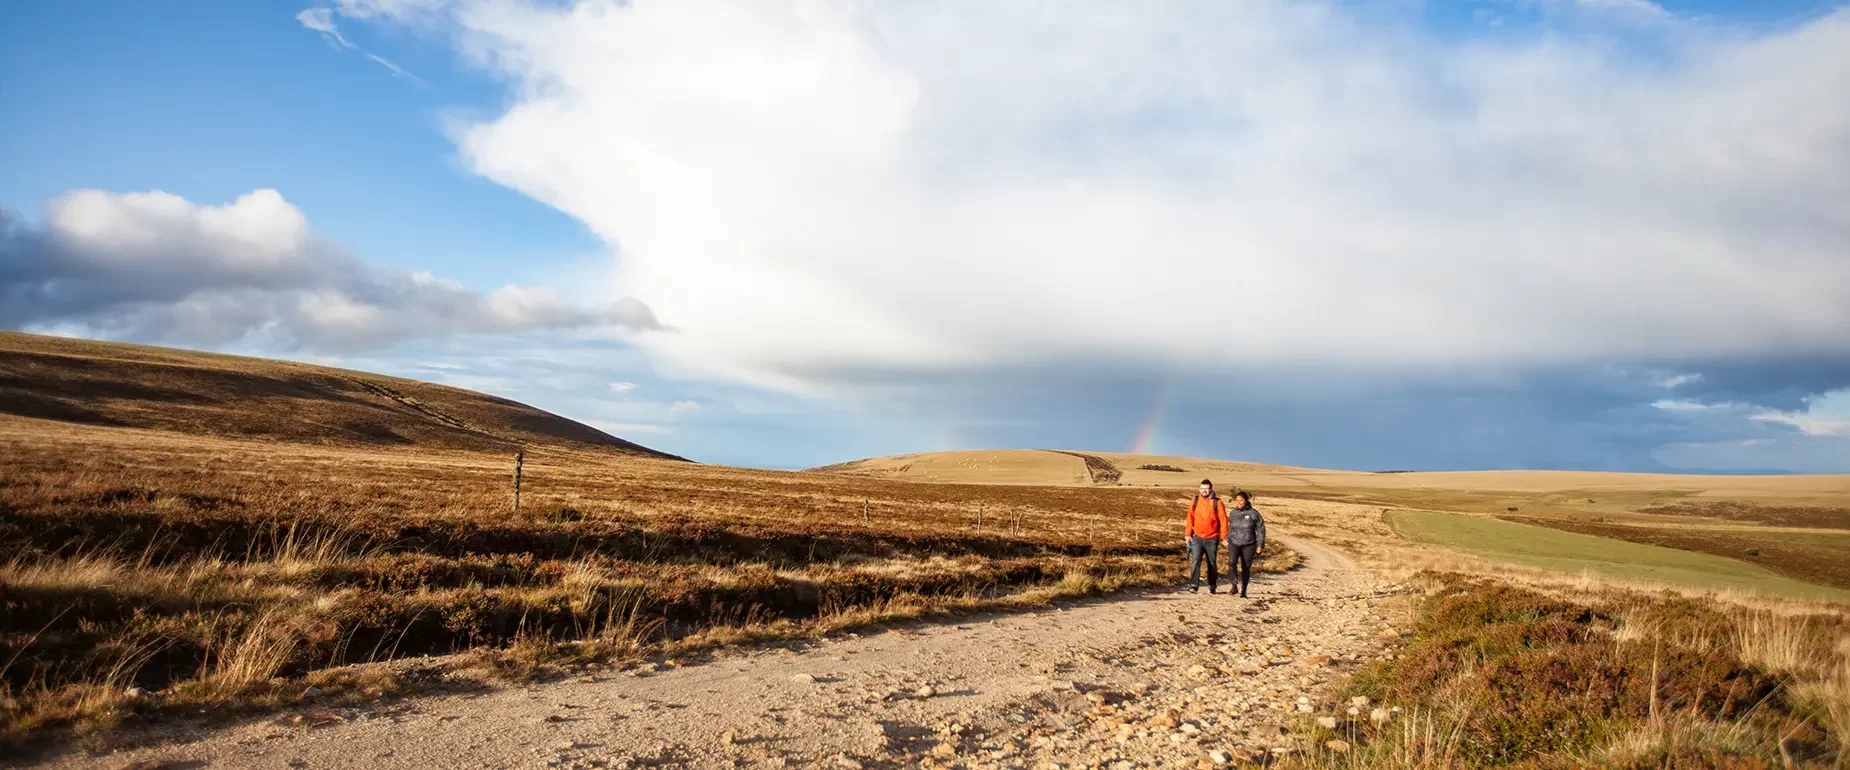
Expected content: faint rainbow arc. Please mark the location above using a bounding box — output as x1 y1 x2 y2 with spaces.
1129 378 1175 455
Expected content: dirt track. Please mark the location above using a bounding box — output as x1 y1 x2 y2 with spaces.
35 538 1405 769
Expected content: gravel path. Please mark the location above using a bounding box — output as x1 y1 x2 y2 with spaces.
35 537 1407 770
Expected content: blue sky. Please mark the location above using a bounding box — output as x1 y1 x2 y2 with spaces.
4 0 1848 472
0 1 597 291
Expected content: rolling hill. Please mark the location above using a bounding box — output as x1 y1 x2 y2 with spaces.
811 448 1850 506
809 449 1307 487
0 331 683 459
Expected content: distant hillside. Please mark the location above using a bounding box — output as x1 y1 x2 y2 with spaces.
0 331 684 459
809 448 1850 505
809 449 1305 487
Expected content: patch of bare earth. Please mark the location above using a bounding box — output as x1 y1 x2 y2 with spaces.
30 539 1400 770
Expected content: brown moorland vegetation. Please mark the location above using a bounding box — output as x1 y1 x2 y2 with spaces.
1638 501 1850 530
0 334 1298 747
1289 573 1850 768
0 331 680 457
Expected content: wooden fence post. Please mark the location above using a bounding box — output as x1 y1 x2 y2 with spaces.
513 449 524 512
863 497 870 525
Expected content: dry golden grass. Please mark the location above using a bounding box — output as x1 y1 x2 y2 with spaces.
0 413 1248 743
1734 611 1831 675
1793 659 1850 762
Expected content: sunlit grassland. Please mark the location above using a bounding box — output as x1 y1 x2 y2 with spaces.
1386 509 1850 602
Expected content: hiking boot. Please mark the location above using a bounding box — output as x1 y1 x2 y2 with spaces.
1189 585 1199 594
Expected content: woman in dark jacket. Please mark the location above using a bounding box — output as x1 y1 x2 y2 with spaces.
1225 490 1266 598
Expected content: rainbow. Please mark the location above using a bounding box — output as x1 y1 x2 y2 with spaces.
1128 378 1175 455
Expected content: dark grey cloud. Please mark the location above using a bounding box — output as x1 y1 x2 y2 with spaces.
0 189 660 351
789 361 1850 473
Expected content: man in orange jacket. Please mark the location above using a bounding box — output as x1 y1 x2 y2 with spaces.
1184 479 1227 594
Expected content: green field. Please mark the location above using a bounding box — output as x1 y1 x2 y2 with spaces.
1387 510 1850 602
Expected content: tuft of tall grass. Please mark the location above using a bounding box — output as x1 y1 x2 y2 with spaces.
1791 658 1850 763
1590 713 1776 768
1733 610 1825 675
1284 706 1469 770
197 610 308 700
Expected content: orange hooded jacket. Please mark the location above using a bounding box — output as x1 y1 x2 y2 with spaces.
1185 494 1227 539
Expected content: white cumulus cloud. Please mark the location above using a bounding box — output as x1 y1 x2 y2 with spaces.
355 1 1850 395
0 188 662 351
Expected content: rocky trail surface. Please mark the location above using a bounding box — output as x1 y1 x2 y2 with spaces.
37 538 1409 770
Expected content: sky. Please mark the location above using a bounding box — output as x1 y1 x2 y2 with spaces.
3 0 1848 473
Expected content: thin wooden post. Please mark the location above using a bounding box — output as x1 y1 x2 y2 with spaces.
513 449 524 512
978 505 984 528
862 497 870 525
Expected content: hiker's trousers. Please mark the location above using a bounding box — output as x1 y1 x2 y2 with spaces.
1187 536 1219 590
1229 543 1258 595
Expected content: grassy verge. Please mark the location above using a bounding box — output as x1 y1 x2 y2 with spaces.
1507 515 1850 591
1290 574 1850 768
1387 510 1850 602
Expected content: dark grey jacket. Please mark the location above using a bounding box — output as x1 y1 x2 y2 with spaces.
1227 506 1266 548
